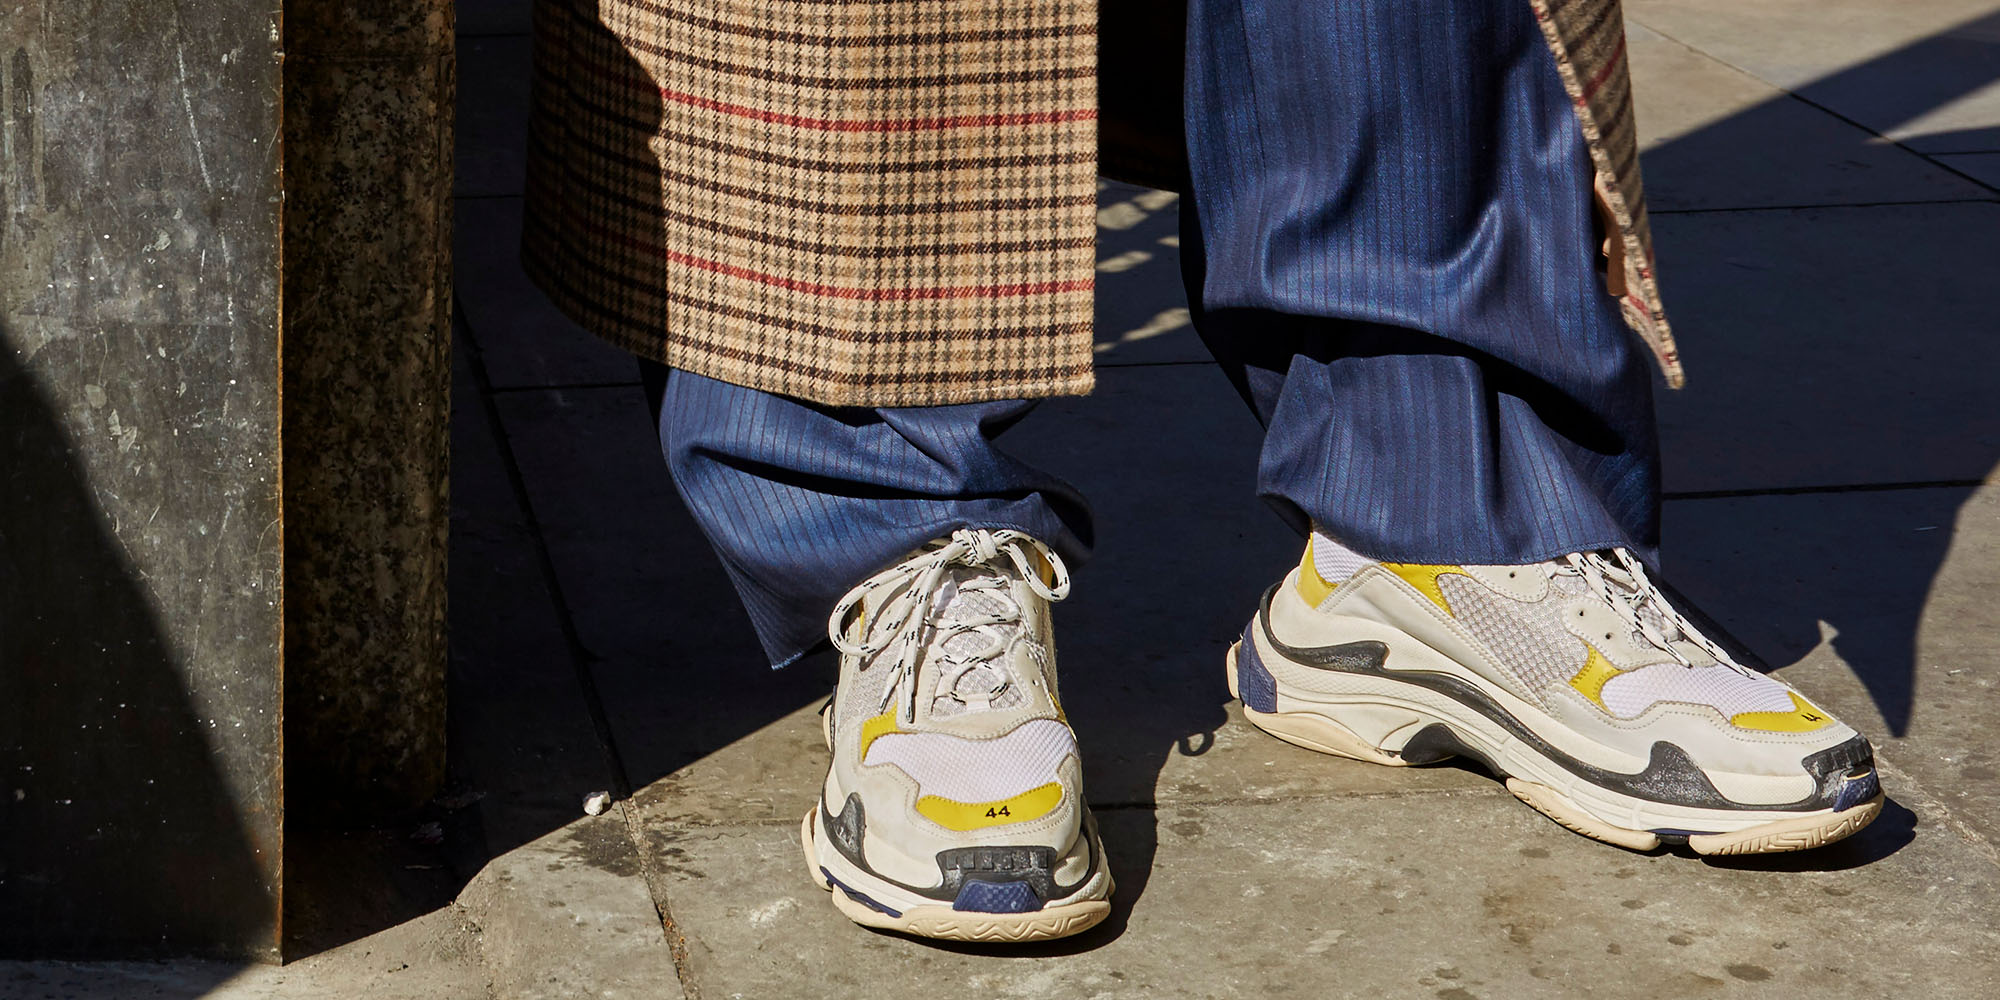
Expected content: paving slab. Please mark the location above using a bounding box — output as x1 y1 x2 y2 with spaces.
456 36 532 198
1649 202 2000 493
641 786 1996 999
1627 0 2000 153
456 814 686 1000
456 198 640 389
1094 182 1207 366
1627 23 1989 210
1663 483 2000 847
488 383 832 804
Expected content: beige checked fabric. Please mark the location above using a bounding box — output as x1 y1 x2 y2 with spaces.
1531 0 1681 387
523 0 1677 407
523 0 1098 407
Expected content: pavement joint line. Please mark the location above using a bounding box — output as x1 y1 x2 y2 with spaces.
460 300 702 997
613 798 705 1000
1652 196 2000 214
456 298 635 801
1628 16 2000 201
454 192 524 202
1662 478 1986 501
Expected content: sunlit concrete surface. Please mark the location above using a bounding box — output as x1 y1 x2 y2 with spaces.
7 1 1995 995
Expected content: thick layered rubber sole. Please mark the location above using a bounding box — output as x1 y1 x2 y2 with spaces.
1227 643 1882 855
800 809 1113 942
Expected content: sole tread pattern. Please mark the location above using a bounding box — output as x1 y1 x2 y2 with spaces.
1688 796 1884 856
903 908 1109 942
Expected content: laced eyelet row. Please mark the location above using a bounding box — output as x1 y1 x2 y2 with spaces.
827 529 1070 724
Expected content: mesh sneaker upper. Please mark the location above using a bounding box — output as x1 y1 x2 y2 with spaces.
1600 661 1796 719
1310 531 1814 726
864 719 1077 803
827 529 1077 819
1438 572 1598 700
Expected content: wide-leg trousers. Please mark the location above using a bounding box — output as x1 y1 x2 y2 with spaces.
641 0 1661 667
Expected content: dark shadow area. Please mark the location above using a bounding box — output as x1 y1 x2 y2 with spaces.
0 330 271 965
281 808 471 959
1640 8 2000 738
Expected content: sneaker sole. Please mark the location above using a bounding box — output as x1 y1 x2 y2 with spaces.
1226 642 1883 855
799 808 1113 942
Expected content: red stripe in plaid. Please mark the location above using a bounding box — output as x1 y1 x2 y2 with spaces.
656 84 1097 132
591 226 1094 300
1580 35 1627 102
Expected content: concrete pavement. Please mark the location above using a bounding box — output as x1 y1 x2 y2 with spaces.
9 1 1996 996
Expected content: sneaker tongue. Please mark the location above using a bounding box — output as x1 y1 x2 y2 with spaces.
928 569 1028 716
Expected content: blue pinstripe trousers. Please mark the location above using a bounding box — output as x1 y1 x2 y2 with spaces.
643 0 1661 667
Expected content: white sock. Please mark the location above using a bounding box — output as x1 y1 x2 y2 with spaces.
1309 530 1375 583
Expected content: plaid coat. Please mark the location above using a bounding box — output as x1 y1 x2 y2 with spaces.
523 0 1677 408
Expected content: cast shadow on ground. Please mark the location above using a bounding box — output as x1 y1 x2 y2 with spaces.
429 6 2000 958
1640 8 2000 740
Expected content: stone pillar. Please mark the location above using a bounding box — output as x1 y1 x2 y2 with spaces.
0 0 451 960
283 2 452 824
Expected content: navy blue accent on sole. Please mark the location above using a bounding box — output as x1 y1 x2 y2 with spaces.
1832 771 1881 812
1236 624 1279 714
951 880 1045 914
822 868 903 918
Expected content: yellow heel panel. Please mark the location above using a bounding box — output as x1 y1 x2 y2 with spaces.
1297 537 1336 608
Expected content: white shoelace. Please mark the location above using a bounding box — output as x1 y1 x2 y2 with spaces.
828 529 1071 725
1553 549 1746 673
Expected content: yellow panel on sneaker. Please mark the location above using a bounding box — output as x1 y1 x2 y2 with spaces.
1731 692 1838 733
915 782 1064 831
858 711 900 756
1296 537 1337 608
1379 562 1464 613
1568 645 1623 709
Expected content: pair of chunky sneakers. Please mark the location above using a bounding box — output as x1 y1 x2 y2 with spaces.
801 528 1883 943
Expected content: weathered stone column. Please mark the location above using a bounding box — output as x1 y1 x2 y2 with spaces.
0 0 451 959
283 2 452 825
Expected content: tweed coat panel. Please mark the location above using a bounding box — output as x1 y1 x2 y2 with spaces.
1529 0 1680 387
524 0 1676 407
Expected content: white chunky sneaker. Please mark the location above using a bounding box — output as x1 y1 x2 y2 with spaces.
801 528 1113 941
1228 534 1883 855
